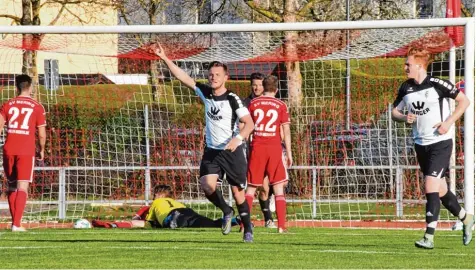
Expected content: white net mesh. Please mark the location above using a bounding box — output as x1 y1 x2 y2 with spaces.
0 25 468 228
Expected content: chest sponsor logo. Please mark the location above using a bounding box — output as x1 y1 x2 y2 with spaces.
410 101 430 115
207 106 223 121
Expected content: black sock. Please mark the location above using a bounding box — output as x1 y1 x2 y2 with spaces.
425 192 440 237
205 190 233 215
440 190 462 218
259 198 273 222
237 201 252 233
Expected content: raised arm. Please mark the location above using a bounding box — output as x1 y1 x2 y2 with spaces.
152 43 196 90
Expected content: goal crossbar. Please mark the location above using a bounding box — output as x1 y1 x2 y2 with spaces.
0 18 472 34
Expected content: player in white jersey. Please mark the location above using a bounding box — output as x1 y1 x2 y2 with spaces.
152 44 255 242
391 47 473 249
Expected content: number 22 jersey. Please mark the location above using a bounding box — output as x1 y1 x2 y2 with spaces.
248 96 290 148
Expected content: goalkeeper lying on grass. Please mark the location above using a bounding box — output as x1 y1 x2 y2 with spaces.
92 185 241 229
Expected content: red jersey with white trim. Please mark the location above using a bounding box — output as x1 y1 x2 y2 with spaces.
248 96 290 147
0 96 46 156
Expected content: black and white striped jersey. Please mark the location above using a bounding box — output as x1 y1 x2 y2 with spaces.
393 76 460 146
195 82 250 150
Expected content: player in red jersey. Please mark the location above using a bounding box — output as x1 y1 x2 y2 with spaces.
243 72 277 229
245 75 292 233
0 74 46 232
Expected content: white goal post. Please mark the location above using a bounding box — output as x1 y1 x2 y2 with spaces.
0 18 473 228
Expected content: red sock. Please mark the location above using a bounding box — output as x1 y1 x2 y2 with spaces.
275 195 286 229
8 191 17 222
13 190 27 227
245 194 254 216
112 222 133 228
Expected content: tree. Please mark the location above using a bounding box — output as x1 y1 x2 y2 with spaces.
0 0 117 98
117 0 225 101
239 0 417 107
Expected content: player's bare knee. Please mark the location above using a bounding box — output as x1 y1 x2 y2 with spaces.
200 177 216 194
258 189 268 201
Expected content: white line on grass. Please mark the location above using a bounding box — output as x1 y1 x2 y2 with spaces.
0 245 468 257
20 230 464 237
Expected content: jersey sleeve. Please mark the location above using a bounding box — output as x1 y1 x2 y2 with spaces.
36 104 46 127
280 103 291 125
134 206 150 220
430 77 460 99
229 94 250 119
145 205 156 222
392 83 406 110
195 82 212 102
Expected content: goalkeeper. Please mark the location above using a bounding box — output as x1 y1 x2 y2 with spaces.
92 185 241 229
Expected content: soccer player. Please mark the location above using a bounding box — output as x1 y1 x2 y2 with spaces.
246 75 292 233
92 185 241 229
242 72 277 229
152 44 255 242
391 47 474 249
0 74 46 232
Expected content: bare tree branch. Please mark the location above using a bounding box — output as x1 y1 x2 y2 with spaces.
48 3 67 26
64 5 91 24
243 0 283 22
297 0 322 18
461 3 471 17
0 14 22 24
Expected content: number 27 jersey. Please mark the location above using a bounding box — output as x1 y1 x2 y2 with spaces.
248 96 290 147
0 96 46 156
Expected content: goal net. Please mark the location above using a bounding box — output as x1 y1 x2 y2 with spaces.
0 19 474 229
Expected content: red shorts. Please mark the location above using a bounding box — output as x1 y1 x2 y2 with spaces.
247 145 288 187
3 155 35 183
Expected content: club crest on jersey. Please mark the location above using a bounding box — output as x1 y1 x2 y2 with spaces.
207 106 222 121
410 101 430 115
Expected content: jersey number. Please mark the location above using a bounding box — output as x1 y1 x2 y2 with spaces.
8 107 33 130
165 200 175 208
254 109 278 132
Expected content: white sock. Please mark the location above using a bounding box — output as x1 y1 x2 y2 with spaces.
458 209 467 220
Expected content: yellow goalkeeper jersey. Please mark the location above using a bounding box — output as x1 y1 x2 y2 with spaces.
145 198 186 226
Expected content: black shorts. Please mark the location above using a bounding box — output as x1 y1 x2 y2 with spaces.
199 145 247 189
415 139 452 178
163 208 198 228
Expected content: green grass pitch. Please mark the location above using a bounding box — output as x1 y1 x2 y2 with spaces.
0 227 474 269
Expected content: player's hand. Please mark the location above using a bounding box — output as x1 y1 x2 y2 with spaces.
151 43 167 59
225 137 242 152
286 154 293 168
406 113 416 124
37 150 44 161
433 121 451 135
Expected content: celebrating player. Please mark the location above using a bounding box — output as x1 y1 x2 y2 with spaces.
0 74 46 232
245 75 292 233
152 43 255 242
391 47 474 249
92 185 241 229
242 72 277 229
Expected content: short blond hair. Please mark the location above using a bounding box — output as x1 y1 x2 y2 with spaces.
406 47 432 68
